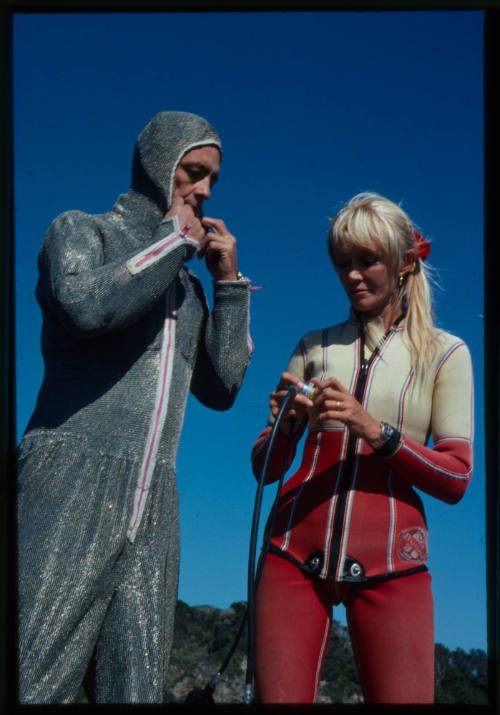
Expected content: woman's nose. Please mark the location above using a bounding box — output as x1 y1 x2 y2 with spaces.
347 265 363 280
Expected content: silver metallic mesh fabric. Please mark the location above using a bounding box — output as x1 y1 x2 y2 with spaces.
17 111 252 703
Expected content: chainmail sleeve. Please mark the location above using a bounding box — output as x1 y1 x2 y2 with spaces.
36 209 197 338
189 277 253 410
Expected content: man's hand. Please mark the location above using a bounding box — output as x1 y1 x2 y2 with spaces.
163 198 206 241
164 202 239 281
198 217 238 282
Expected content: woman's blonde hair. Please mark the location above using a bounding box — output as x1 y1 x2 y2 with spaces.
327 192 438 370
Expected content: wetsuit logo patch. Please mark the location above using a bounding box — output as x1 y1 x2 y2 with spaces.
397 527 428 562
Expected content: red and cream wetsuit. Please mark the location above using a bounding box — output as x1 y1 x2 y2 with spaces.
251 310 473 703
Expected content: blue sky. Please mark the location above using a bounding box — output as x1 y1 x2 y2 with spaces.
14 11 485 652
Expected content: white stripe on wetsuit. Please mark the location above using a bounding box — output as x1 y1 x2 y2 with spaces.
127 285 177 542
313 618 331 701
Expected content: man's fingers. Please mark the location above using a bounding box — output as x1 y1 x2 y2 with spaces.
199 230 236 254
201 216 227 233
196 237 208 258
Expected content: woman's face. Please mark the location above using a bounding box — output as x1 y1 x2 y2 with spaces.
333 245 400 319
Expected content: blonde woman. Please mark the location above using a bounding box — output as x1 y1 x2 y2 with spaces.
251 193 473 704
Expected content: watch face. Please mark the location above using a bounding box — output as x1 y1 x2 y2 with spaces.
381 422 394 441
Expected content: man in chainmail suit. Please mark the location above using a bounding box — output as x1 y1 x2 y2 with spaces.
17 111 253 703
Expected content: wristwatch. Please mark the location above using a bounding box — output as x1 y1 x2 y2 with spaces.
372 422 403 457
380 422 395 442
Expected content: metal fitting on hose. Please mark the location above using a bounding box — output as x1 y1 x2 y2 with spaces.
286 381 317 402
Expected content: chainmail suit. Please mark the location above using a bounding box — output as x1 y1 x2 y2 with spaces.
17 111 253 703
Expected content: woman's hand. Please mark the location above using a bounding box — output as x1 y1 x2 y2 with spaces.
270 371 314 436
310 377 381 442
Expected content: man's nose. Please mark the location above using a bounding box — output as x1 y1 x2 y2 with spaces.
194 177 211 200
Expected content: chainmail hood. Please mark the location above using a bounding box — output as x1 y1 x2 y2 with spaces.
130 111 222 214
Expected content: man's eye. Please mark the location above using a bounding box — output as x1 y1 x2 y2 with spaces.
181 164 204 179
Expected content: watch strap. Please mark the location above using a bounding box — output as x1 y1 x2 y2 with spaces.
373 422 403 458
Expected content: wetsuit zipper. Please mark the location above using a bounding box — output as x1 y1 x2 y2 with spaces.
326 325 390 580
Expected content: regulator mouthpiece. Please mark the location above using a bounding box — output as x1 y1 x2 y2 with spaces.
287 381 317 401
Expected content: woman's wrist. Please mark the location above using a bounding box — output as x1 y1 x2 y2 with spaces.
367 421 387 449
368 421 403 457
363 415 386 445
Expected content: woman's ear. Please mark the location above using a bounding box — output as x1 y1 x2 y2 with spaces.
401 248 418 277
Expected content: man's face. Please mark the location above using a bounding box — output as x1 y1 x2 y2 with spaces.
171 146 221 216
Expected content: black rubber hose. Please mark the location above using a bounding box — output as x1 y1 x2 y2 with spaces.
184 387 298 705
243 388 298 703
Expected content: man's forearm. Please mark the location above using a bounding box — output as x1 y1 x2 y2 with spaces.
190 279 253 409
40 213 196 338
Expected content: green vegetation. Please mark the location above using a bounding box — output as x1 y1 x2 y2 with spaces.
435 643 488 704
165 600 488 705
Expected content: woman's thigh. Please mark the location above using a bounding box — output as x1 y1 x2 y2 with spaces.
346 570 435 704
254 552 333 704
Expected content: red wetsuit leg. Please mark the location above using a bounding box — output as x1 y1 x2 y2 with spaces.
346 569 435 704
254 552 333 703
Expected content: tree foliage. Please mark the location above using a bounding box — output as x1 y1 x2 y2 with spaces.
166 600 488 704
435 643 488 704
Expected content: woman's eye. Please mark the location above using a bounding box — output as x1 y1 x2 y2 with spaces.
336 260 349 270
335 253 380 271
360 254 379 267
